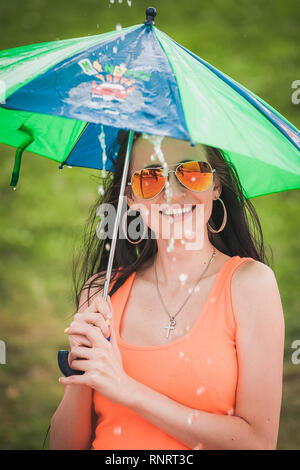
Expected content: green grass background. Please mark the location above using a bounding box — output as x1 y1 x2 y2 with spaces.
0 0 299 450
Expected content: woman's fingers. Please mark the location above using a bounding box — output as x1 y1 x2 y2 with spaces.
69 334 92 348
66 322 108 349
86 295 113 319
69 345 92 364
73 312 110 339
70 359 91 371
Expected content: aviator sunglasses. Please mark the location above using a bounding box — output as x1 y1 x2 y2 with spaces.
127 160 216 200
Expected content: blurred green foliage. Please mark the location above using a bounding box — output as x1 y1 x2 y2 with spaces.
0 0 299 450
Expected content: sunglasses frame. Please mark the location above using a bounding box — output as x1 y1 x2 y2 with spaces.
127 160 216 200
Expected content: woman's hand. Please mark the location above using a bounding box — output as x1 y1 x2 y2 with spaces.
63 292 112 362
59 295 137 407
66 298 111 368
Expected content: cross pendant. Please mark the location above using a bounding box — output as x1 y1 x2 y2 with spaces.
164 317 176 339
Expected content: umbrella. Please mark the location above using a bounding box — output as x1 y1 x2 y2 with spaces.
1 7 299 376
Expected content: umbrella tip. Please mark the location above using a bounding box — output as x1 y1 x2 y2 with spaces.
144 6 157 25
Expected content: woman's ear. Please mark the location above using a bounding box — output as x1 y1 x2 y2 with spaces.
213 175 222 199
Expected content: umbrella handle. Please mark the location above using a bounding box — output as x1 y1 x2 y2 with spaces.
58 336 111 377
57 129 134 377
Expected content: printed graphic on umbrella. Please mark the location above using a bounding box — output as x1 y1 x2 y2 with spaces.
0 7 299 376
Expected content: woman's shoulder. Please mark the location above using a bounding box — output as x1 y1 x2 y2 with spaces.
78 271 106 311
232 257 275 284
230 258 282 326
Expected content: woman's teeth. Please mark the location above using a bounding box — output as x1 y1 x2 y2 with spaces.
160 206 194 216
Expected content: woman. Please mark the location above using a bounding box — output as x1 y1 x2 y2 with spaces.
50 131 285 450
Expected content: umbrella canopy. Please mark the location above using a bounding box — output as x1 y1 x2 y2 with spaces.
0 8 299 197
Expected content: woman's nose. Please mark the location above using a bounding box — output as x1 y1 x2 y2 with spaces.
162 171 187 200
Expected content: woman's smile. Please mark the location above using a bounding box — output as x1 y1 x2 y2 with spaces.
159 204 196 220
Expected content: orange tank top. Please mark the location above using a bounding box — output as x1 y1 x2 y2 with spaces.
92 255 255 450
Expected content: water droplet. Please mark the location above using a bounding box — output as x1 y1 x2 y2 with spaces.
105 243 111 251
179 273 188 285
179 351 184 359
227 408 234 416
113 426 122 435
211 297 216 303
172 256 176 262
188 288 193 294
187 410 200 425
150 154 156 161
67 165 73 168
184 229 194 240
194 285 200 293
176 327 184 337
127 0 132 5
167 237 174 253
97 24 100 29
193 443 203 450
196 386 205 395
99 126 107 177
116 23 122 31
113 46 118 53
110 0 114 3
180 239 185 245
98 185 105 196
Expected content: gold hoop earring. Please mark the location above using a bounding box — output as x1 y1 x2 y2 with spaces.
207 197 227 233
121 208 147 244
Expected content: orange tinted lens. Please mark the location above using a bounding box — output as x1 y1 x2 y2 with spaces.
131 169 166 199
176 161 212 191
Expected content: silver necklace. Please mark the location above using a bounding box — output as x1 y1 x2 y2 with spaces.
154 246 216 338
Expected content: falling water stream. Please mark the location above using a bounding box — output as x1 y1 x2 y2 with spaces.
98 124 107 196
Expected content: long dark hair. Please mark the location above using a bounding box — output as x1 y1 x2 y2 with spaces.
71 130 273 312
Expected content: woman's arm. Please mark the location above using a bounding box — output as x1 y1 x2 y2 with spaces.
50 274 102 450
123 261 285 450
50 384 94 450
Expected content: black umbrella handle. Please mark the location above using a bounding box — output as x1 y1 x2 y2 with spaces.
58 350 84 376
58 335 111 377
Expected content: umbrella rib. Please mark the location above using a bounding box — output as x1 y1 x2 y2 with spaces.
58 122 89 169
